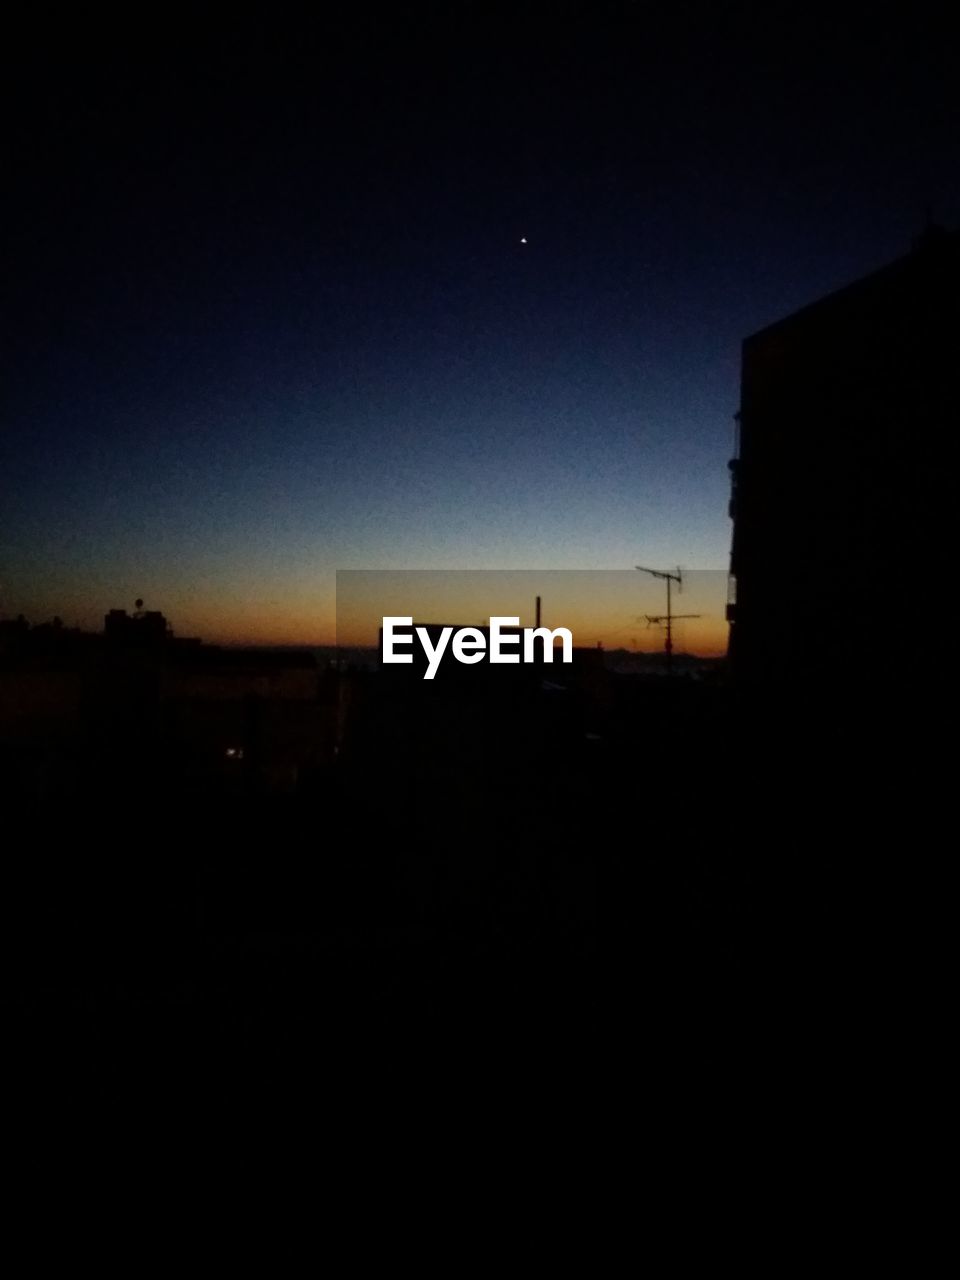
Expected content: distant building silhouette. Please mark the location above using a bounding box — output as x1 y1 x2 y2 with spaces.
0 605 329 799
104 607 170 647
727 227 958 688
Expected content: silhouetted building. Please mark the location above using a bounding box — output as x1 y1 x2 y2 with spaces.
727 227 958 689
0 603 330 798
105 607 170 647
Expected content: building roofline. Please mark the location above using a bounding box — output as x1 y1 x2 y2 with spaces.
742 227 959 349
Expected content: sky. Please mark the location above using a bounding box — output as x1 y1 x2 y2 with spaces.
3 3 958 647
336 570 729 653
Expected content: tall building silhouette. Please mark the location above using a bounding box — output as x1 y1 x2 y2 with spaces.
727 227 958 690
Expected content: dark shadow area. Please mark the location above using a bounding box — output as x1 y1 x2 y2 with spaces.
2 610 759 1173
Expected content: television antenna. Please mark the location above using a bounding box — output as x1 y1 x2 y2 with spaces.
635 566 699 673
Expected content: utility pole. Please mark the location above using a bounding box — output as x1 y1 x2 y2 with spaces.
635 566 699 674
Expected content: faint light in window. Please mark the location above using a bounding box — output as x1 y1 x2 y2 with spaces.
225 747 244 760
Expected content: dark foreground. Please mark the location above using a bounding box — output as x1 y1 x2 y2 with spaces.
3 671 920 1184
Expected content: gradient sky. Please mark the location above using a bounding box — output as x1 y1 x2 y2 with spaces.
337 570 730 653
4 5 958 644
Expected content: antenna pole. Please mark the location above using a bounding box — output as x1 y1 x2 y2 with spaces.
636 565 688 674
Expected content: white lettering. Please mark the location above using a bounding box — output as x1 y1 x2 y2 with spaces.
523 626 573 663
489 616 521 664
382 616 414 663
416 626 453 680
381 618 576 677
452 627 486 664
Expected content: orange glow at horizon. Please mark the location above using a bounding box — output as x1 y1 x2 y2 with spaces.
34 569 731 655
334 570 730 656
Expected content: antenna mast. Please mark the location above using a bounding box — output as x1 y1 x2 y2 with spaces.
635 566 699 674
